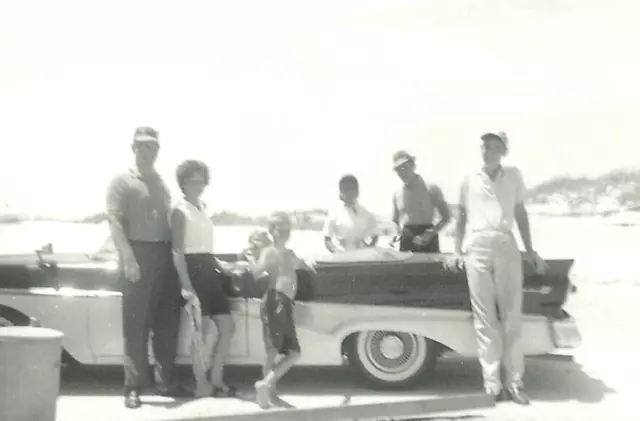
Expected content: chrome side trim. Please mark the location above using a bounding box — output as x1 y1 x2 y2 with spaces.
0 287 122 298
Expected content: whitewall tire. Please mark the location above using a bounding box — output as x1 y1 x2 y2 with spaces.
349 331 439 389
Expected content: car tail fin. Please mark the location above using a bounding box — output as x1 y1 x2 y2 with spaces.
523 259 575 317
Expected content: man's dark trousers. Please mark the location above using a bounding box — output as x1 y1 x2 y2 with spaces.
121 241 182 392
399 224 441 253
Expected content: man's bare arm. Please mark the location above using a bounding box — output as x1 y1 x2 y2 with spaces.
106 177 133 258
106 176 139 282
514 203 533 252
454 178 468 255
322 213 340 253
432 186 451 233
108 217 134 258
324 237 339 253
391 194 400 228
515 201 548 274
454 205 467 254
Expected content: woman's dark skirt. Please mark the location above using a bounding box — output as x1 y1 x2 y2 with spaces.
185 253 231 317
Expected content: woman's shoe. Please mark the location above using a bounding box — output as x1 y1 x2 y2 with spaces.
211 384 237 398
194 385 213 398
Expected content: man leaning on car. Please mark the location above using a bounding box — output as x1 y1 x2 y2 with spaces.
447 130 547 406
106 127 191 409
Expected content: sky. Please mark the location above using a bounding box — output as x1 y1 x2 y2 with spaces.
1 0 639 220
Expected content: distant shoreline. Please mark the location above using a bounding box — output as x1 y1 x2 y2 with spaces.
2 207 639 226
0 212 329 232
5 166 640 226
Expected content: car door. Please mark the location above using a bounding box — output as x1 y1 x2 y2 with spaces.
81 259 126 363
313 257 470 310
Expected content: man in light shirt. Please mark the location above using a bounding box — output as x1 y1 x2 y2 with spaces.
447 131 547 405
323 175 379 253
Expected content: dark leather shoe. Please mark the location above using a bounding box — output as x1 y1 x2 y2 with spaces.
211 384 238 398
508 387 531 405
124 390 142 409
156 383 194 398
491 390 508 402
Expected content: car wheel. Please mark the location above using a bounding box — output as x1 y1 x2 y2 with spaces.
349 331 439 389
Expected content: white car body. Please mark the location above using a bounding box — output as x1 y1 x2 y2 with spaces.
0 247 582 388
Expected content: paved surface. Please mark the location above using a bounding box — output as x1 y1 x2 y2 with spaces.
53 285 639 421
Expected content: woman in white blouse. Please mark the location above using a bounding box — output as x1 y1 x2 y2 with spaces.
170 160 236 398
323 175 379 253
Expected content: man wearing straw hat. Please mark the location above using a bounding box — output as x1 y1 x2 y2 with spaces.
106 127 190 409
391 150 451 253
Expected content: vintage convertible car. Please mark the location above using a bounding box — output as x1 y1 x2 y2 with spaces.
0 238 581 389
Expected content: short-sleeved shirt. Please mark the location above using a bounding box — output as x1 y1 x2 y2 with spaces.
459 166 527 234
106 168 171 242
170 199 214 254
393 175 444 226
323 202 378 251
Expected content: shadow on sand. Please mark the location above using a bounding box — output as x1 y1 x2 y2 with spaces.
60 355 614 415
521 357 615 403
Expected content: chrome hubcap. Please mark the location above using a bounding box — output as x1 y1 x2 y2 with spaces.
356 330 429 383
379 334 405 359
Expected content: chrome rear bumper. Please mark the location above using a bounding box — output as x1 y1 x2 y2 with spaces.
549 310 582 349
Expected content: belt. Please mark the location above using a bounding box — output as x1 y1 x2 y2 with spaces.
470 229 512 235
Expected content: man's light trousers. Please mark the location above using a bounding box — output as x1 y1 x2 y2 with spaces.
465 231 524 394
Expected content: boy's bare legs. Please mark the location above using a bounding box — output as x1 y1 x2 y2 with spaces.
264 350 300 386
262 349 279 398
255 350 300 408
256 349 278 408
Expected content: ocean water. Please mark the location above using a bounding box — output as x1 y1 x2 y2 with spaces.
1 216 638 286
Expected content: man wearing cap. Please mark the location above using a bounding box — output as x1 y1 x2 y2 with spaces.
106 127 190 408
391 150 451 253
447 131 547 405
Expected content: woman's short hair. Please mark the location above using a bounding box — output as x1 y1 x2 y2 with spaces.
176 160 210 193
339 174 359 191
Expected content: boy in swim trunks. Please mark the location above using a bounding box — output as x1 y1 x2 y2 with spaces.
243 212 302 409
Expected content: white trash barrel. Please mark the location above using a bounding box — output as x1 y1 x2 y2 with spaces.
0 327 65 421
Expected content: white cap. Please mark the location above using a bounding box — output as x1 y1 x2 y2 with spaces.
481 130 509 153
133 126 159 143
